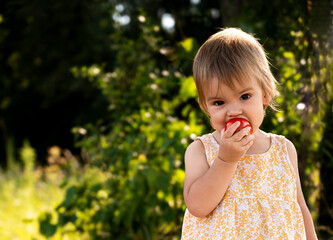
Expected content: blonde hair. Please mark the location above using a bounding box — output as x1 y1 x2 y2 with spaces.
193 27 279 115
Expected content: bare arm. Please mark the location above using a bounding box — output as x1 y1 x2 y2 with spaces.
183 140 238 217
286 139 318 240
183 122 254 218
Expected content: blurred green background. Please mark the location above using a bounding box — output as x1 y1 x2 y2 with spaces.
0 0 332 239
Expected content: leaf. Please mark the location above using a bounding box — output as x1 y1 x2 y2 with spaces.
180 76 197 100
64 186 76 207
38 212 57 237
180 38 194 52
283 51 294 59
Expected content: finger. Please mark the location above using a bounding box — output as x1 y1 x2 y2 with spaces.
224 121 241 138
233 126 252 141
243 139 254 151
240 134 255 146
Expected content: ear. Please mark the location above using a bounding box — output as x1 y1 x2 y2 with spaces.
262 93 271 106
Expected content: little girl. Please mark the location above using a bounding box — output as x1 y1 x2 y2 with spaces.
181 28 317 239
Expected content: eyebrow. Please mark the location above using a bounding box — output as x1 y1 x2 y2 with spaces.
207 96 221 101
239 87 254 94
206 87 255 101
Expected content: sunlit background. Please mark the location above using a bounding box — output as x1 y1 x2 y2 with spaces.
0 0 332 239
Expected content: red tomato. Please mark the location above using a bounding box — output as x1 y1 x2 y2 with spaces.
225 118 253 134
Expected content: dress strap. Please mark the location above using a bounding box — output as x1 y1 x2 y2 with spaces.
271 134 297 177
195 133 218 166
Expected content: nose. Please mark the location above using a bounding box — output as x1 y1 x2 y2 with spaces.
226 103 242 117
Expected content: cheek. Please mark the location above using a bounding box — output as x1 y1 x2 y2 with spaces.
249 109 265 131
209 113 225 130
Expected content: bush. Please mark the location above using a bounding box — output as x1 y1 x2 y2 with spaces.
39 13 207 239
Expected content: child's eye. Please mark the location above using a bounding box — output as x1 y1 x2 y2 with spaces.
213 100 224 106
241 94 251 101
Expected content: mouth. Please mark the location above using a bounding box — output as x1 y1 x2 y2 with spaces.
225 118 253 134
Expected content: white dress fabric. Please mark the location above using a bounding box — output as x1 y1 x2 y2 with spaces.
181 133 306 239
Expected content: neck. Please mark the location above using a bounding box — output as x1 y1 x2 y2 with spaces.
212 129 271 155
246 130 271 155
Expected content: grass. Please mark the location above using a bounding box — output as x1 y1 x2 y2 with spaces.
0 141 83 240
0 166 66 240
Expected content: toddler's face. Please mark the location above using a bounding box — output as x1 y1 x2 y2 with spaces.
203 76 269 136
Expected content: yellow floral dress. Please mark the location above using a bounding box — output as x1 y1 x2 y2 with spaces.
181 133 306 239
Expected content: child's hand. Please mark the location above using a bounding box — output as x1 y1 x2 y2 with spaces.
218 121 254 164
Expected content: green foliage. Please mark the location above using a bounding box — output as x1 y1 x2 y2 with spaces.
270 19 333 238
39 213 57 238
39 1 332 239
1 0 332 239
39 11 206 239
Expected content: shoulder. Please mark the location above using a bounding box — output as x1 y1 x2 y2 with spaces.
284 137 298 170
184 134 212 171
285 138 297 155
185 139 205 162
185 133 212 157
271 134 297 153
269 133 298 166
183 139 210 187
